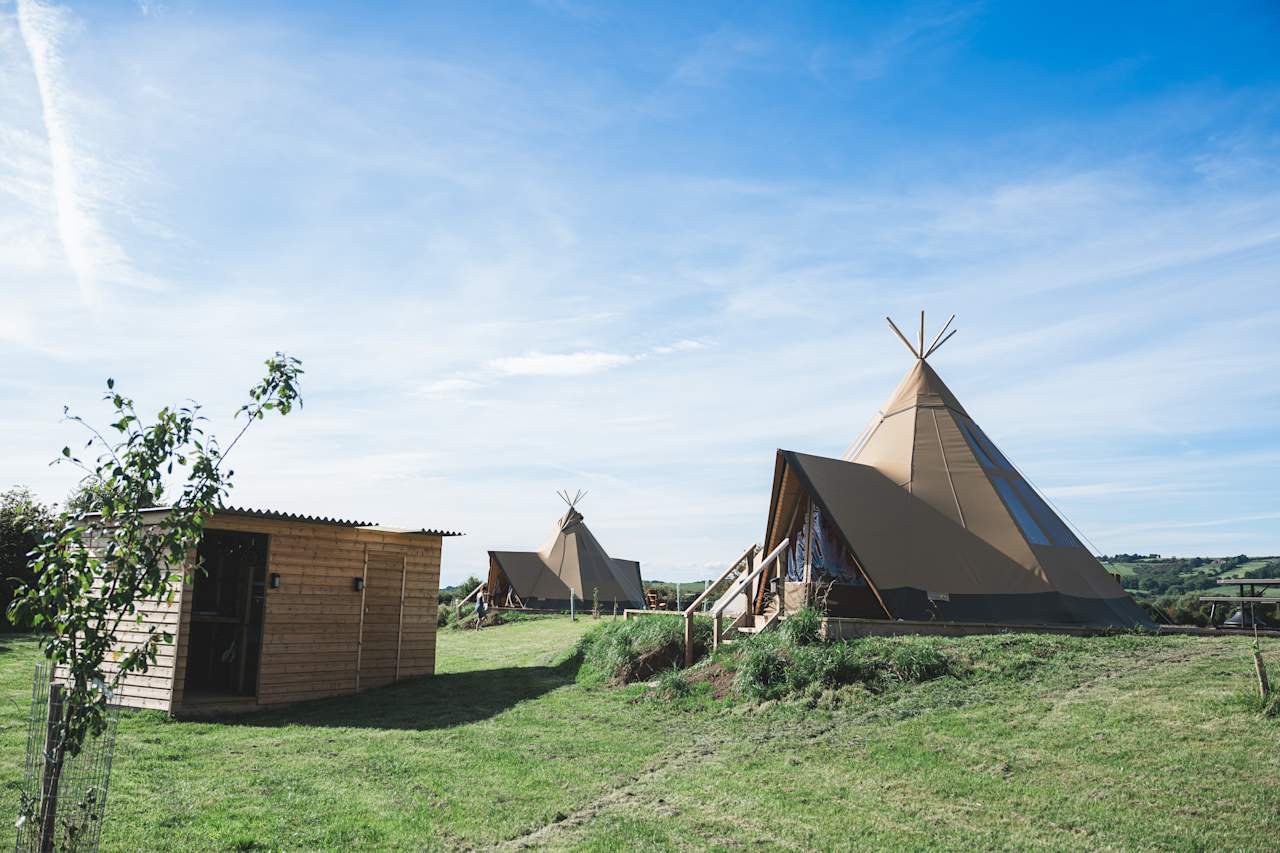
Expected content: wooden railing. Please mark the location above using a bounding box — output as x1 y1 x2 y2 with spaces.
682 539 790 666
455 582 484 618
708 538 789 653
682 544 759 667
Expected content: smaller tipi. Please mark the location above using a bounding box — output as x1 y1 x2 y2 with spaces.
487 492 645 611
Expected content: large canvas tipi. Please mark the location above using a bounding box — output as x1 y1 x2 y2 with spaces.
762 314 1150 628
487 493 645 611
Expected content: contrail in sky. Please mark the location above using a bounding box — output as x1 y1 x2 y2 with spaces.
17 0 100 303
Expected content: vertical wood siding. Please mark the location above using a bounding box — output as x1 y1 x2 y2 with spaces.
104 515 442 714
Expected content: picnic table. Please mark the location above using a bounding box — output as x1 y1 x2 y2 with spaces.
1200 578 1280 628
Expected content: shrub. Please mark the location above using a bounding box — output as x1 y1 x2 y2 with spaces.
1225 688 1280 719
1149 592 1218 626
577 615 710 684
654 666 691 699
734 641 789 700
729 632 965 701
780 606 822 646
0 487 55 631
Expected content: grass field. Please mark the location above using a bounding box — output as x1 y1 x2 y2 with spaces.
1 621 1278 850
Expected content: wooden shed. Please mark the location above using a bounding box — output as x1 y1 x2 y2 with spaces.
105 507 459 715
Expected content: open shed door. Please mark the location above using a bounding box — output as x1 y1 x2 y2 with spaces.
357 550 406 691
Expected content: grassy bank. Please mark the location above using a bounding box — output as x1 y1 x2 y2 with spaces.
0 620 1277 849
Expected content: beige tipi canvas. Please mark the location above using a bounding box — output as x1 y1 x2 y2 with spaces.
762 317 1150 628
488 503 645 611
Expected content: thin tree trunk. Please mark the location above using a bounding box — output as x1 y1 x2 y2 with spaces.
1255 649 1271 699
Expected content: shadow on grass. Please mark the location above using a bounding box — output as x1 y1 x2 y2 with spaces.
209 652 584 732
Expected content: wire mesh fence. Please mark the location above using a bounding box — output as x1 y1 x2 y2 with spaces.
14 664 120 853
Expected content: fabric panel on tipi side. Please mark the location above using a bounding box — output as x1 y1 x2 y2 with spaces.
610 558 645 607
568 525 637 605
881 360 969 418
845 407 916 486
490 551 572 601
946 410 1131 601
932 410 1047 580
787 452 1051 597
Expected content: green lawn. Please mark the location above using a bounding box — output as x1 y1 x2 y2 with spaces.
1 622 1278 850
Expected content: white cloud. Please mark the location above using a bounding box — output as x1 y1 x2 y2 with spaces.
1043 482 1179 499
489 350 635 377
670 27 769 88
809 4 978 83
16 0 114 302
650 339 706 355
417 377 484 398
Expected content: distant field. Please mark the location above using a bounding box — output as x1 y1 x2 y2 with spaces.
1103 555 1280 603
2 619 1278 850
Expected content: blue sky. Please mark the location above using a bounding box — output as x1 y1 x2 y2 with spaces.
2 1 1279 583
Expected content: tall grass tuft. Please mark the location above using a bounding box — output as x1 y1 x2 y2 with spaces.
734 639 789 700
577 615 711 684
780 606 822 646
729 628 967 701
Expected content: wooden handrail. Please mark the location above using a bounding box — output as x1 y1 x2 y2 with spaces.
683 543 758 668
458 582 484 607
710 539 789 652
711 539 788 619
684 539 788 666
682 543 758 619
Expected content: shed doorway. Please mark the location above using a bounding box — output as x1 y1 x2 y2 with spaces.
358 551 406 690
183 529 268 702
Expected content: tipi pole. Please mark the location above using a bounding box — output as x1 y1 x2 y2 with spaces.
924 313 956 357
924 328 958 359
885 317 920 358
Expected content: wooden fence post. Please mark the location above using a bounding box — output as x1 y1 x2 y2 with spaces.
38 683 65 853
1255 648 1271 699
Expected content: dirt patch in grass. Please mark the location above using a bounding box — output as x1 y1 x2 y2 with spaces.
616 642 682 684
685 662 735 699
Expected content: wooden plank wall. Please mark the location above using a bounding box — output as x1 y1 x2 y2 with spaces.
101 516 442 714
357 551 405 691
201 516 442 709
64 527 188 714
96 578 185 713
398 542 440 678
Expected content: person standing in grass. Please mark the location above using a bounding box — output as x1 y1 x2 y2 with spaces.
475 583 488 629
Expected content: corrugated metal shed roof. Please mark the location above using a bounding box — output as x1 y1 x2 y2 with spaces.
219 506 375 526
360 524 464 537
113 505 462 536
219 507 462 536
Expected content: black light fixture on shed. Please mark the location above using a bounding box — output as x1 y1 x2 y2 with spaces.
353 577 365 592
269 573 281 589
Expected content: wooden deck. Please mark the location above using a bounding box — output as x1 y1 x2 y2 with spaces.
821 617 1280 639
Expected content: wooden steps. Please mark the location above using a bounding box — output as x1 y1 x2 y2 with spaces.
733 599 782 636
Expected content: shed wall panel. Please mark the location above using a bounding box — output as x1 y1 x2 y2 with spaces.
92 514 443 715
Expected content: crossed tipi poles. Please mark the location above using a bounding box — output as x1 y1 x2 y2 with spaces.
886 311 957 360
557 489 587 511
